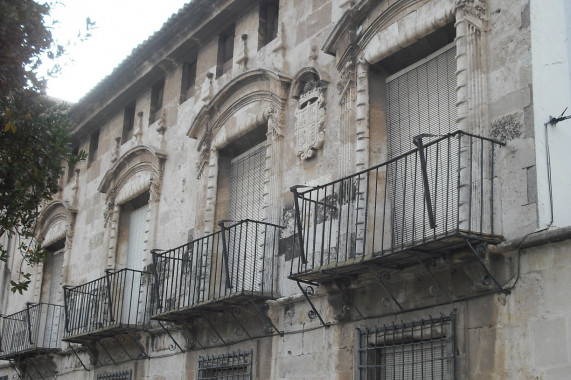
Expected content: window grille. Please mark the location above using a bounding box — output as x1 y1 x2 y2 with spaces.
97 370 132 380
358 315 455 380
197 350 253 380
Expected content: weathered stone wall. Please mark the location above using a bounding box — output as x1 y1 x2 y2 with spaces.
2 0 570 379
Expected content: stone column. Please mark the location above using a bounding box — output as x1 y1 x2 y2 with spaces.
455 0 489 232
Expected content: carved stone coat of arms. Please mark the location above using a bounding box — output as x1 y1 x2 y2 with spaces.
295 83 326 160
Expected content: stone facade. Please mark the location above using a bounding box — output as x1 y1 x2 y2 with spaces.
1 0 571 379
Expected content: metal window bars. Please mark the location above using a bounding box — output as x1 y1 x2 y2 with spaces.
62 268 152 341
290 131 504 281
0 303 64 360
152 219 281 320
197 349 253 380
358 315 455 380
97 370 132 380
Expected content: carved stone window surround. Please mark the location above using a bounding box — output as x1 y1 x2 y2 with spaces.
98 145 167 270
34 201 77 302
187 69 291 234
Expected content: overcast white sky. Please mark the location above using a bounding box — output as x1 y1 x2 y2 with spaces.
46 0 189 103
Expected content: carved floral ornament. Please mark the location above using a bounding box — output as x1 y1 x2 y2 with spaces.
456 0 487 20
295 80 326 160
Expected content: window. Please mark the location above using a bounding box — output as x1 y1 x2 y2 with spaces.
180 59 197 103
88 130 100 166
97 370 132 380
217 25 235 78
150 79 165 123
359 315 455 380
258 0 279 49
122 102 136 143
197 350 252 380
375 24 456 246
41 240 65 304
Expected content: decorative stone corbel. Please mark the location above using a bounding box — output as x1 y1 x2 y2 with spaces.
309 44 318 66
236 34 248 71
111 136 121 163
271 23 287 72
266 107 282 141
103 190 116 228
201 72 214 102
337 58 355 95
456 0 487 22
133 111 144 144
195 129 213 179
149 175 162 203
156 110 167 149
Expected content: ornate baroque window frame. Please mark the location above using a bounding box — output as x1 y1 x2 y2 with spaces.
98 145 167 270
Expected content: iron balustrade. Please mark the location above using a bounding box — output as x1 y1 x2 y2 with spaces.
290 131 504 280
152 219 281 318
0 303 64 359
63 268 152 341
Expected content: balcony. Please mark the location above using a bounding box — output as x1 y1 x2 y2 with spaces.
0 303 64 360
290 131 504 283
152 219 281 321
63 269 152 343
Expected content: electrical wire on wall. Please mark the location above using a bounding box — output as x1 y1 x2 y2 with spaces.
510 108 570 289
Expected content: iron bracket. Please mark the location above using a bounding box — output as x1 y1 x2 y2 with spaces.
67 342 90 371
247 297 283 337
297 281 329 328
466 240 510 295
368 266 404 312
156 320 186 352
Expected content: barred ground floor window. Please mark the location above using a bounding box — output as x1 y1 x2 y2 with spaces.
359 314 455 380
197 349 253 380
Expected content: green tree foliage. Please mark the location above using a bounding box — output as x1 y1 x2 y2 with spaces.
0 0 86 293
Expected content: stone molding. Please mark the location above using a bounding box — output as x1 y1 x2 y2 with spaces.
98 145 167 269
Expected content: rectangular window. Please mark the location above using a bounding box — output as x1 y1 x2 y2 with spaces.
259 0 279 49
359 315 455 380
180 59 197 103
197 350 252 380
88 130 100 165
122 102 136 144
97 370 132 380
150 79 165 123
217 25 235 78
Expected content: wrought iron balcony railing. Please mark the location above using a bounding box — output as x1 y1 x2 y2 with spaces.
0 303 64 360
290 131 504 282
152 219 281 320
63 268 152 342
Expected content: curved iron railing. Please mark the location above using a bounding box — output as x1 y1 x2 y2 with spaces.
63 268 152 340
152 219 281 318
290 131 504 279
0 303 64 359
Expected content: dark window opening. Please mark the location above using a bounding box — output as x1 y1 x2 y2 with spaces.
122 102 136 144
375 23 455 76
88 130 100 166
97 370 132 380
359 315 455 380
217 25 235 78
150 79 165 123
259 0 279 49
197 350 252 380
180 59 197 103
